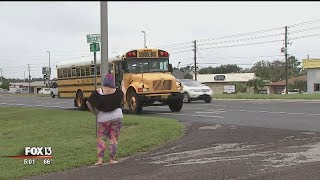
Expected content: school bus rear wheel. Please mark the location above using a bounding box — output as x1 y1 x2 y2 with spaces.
75 90 87 110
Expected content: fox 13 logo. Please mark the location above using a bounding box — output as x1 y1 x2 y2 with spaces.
4 146 53 165
23 147 53 165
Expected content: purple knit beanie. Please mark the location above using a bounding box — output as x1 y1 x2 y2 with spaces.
102 73 115 88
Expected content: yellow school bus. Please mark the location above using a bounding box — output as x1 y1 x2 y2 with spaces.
56 48 184 113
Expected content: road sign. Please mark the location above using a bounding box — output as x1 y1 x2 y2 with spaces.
42 67 51 74
87 34 101 43
90 43 100 52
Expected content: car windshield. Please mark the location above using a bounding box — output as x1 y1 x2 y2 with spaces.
126 58 169 73
181 79 203 87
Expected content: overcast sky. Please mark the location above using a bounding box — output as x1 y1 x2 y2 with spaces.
1 1 320 79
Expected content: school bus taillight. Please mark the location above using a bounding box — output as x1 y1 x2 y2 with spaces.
158 50 169 57
126 50 137 57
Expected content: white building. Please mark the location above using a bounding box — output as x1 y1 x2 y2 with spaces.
302 59 320 93
196 73 258 94
9 81 48 94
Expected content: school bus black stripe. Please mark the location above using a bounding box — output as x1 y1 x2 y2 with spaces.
57 76 102 80
59 90 95 93
58 83 101 87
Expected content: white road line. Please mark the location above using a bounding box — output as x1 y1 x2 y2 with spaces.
306 114 320 116
155 113 224 119
195 111 226 114
258 111 268 113
287 112 305 115
267 111 288 114
0 103 71 109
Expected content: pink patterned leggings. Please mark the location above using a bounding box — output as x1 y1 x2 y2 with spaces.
97 119 122 160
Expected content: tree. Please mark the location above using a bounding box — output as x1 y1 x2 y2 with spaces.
250 60 271 80
233 82 247 93
198 64 243 74
247 79 265 93
184 73 193 79
288 80 307 92
250 56 306 82
0 77 10 90
287 56 306 77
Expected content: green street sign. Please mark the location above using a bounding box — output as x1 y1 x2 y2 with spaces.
90 43 100 52
87 34 100 43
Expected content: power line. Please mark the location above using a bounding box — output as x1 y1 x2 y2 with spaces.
170 49 194 54
154 18 320 52
288 25 320 35
154 41 193 48
197 26 284 43
199 39 283 50
197 62 255 65
288 33 320 41
197 54 283 60
198 32 284 46
288 18 320 28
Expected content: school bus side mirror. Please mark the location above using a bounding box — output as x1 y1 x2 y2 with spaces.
168 64 173 73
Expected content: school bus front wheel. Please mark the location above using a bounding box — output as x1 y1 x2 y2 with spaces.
128 91 142 114
168 100 183 112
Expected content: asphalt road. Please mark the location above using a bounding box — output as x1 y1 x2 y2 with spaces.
1 94 320 131
1 94 320 179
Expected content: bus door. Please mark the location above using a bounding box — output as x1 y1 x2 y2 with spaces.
113 61 124 88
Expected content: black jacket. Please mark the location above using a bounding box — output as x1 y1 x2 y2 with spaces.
87 88 124 112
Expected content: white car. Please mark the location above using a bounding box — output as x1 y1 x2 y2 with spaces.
177 79 213 103
38 88 51 95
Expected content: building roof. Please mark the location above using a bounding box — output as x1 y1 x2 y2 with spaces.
266 75 307 86
10 81 47 87
302 59 320 69
197 73 257 83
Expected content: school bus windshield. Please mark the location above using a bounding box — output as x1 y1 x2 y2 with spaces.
126 58 169 73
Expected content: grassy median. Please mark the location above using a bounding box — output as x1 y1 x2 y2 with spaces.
0 107 183 179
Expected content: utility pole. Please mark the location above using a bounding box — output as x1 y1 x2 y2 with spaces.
28 64 31 93
24 71 26 83
0 68 3 86
193 40 197 81
46 51 51 87
99 1 109 138
100 1 109 87
141 30 147 48
284 26 288 94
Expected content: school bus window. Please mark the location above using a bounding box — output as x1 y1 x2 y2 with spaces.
90 65 94 76
80 67 85 76
85 66 90 76
63 68 67 78
76 67 81 77
71 67 76 77
58 69 63 78
67 68 71 77
97 65 100 75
